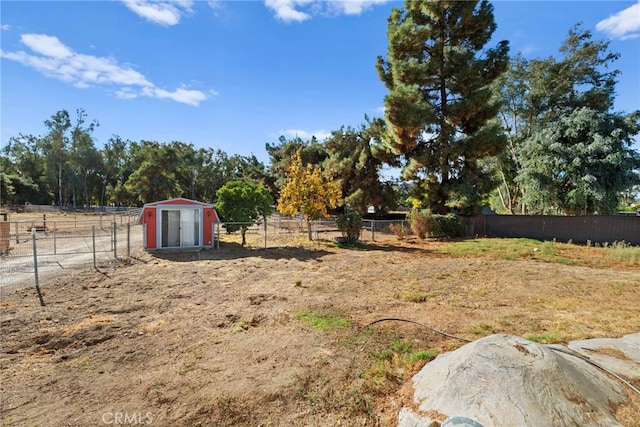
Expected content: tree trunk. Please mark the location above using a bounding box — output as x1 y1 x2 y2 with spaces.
306 219 313 241
58 163 63 207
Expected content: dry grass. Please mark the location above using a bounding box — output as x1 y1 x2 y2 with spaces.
1 236 638 426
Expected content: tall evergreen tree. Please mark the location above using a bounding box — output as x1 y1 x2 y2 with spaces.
265 135 327 197
377 0 509 214
323 117 398 216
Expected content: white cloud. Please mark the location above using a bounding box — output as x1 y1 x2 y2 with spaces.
329 0 389 16
1 33 210 106
22 34 74 59
208 0 222 10
144 86 209 106
265 0 389 22
279 128 331 141
265 0 313 23
121 0 194 26
1 24 10 31
596 1 640 40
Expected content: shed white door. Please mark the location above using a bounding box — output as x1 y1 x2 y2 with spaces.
161 208 200 248
180 208 199 246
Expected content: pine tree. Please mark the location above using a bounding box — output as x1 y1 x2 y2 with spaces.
377 0 509 214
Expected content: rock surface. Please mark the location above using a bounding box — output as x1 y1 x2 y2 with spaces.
399 334 631 427
568 333 640 381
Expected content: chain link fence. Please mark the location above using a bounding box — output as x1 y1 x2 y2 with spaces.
216 215 409 248
0 211 407 303
0 210 142 294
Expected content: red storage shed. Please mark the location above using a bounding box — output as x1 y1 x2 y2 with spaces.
137 198 219 250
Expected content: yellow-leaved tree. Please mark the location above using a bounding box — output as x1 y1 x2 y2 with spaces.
277 150 342 240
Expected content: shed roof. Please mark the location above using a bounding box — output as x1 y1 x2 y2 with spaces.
141 197 214 208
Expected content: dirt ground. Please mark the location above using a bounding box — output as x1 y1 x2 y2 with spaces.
1 234 639 426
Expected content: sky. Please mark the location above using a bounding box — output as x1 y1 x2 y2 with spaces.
1 0 639 166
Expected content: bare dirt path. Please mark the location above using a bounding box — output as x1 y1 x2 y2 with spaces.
1 238 639 426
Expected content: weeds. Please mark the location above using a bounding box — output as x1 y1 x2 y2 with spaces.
605 241 640 265
388 223 408 240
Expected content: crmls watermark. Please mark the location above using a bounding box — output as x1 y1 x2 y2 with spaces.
102 411 154 425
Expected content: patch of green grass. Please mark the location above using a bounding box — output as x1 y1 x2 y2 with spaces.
296 310 350 330
469 322 495 336
437 238 576 265
390 340 412 354
526 328 566 344
436 237 640 268
408 349 438 363
374 340 437 364
374 339 412 361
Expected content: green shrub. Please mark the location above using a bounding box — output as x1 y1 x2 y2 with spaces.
408 209 465 239
430 213 465 238
337 207 362 243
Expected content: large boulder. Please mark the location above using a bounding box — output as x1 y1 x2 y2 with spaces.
399 334 630 427
568 333 640 381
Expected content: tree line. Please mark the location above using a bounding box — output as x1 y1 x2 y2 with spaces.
2 0 639 216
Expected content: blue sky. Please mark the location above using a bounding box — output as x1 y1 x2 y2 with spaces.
1 0 639 165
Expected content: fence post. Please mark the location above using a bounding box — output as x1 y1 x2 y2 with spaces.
113 221 117 259
31 229 45 306
264 215 267 249
93 225 97 270
127 223 131 257
53 222 57 255
15 221 19 244
371 219 375 241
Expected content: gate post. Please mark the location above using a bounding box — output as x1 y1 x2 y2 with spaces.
31 229 45 306
113 221 117 259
